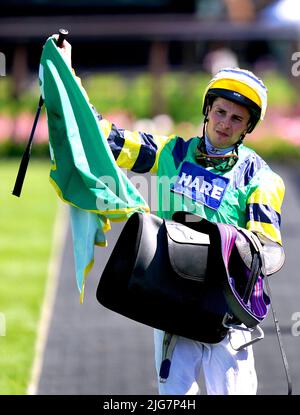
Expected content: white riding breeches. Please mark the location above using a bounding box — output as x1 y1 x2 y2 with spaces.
154 328 257 395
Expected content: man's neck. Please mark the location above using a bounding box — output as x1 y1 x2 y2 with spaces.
205 135 235 155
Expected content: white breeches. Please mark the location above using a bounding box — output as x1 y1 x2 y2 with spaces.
154 328 257 395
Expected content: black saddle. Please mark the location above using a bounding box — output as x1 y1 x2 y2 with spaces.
96 212 281 343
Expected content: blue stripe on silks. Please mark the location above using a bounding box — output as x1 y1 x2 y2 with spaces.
246 203 281 228
107 125 125 161
172 137 191 169
233 153 266 188
131 132 157 173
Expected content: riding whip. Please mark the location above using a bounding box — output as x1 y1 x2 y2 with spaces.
12 28 69 197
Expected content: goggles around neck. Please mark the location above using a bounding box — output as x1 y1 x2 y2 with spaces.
195 136 239 172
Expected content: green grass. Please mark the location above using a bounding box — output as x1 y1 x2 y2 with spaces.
0 160 58 394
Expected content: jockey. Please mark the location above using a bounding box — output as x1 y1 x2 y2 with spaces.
98 67 284 395
58 37 284 395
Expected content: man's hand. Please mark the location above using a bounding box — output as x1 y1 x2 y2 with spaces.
52 34 72 68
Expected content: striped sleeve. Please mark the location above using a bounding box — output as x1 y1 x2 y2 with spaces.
246 171 285 245
98 117 174 174
71 74 172 173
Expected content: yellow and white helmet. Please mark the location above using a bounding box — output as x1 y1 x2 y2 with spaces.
202 68 268 133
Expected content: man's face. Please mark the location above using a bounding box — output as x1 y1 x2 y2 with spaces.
206 97 251 148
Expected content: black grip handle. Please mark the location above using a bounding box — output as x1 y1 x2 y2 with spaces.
56 28 69 48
